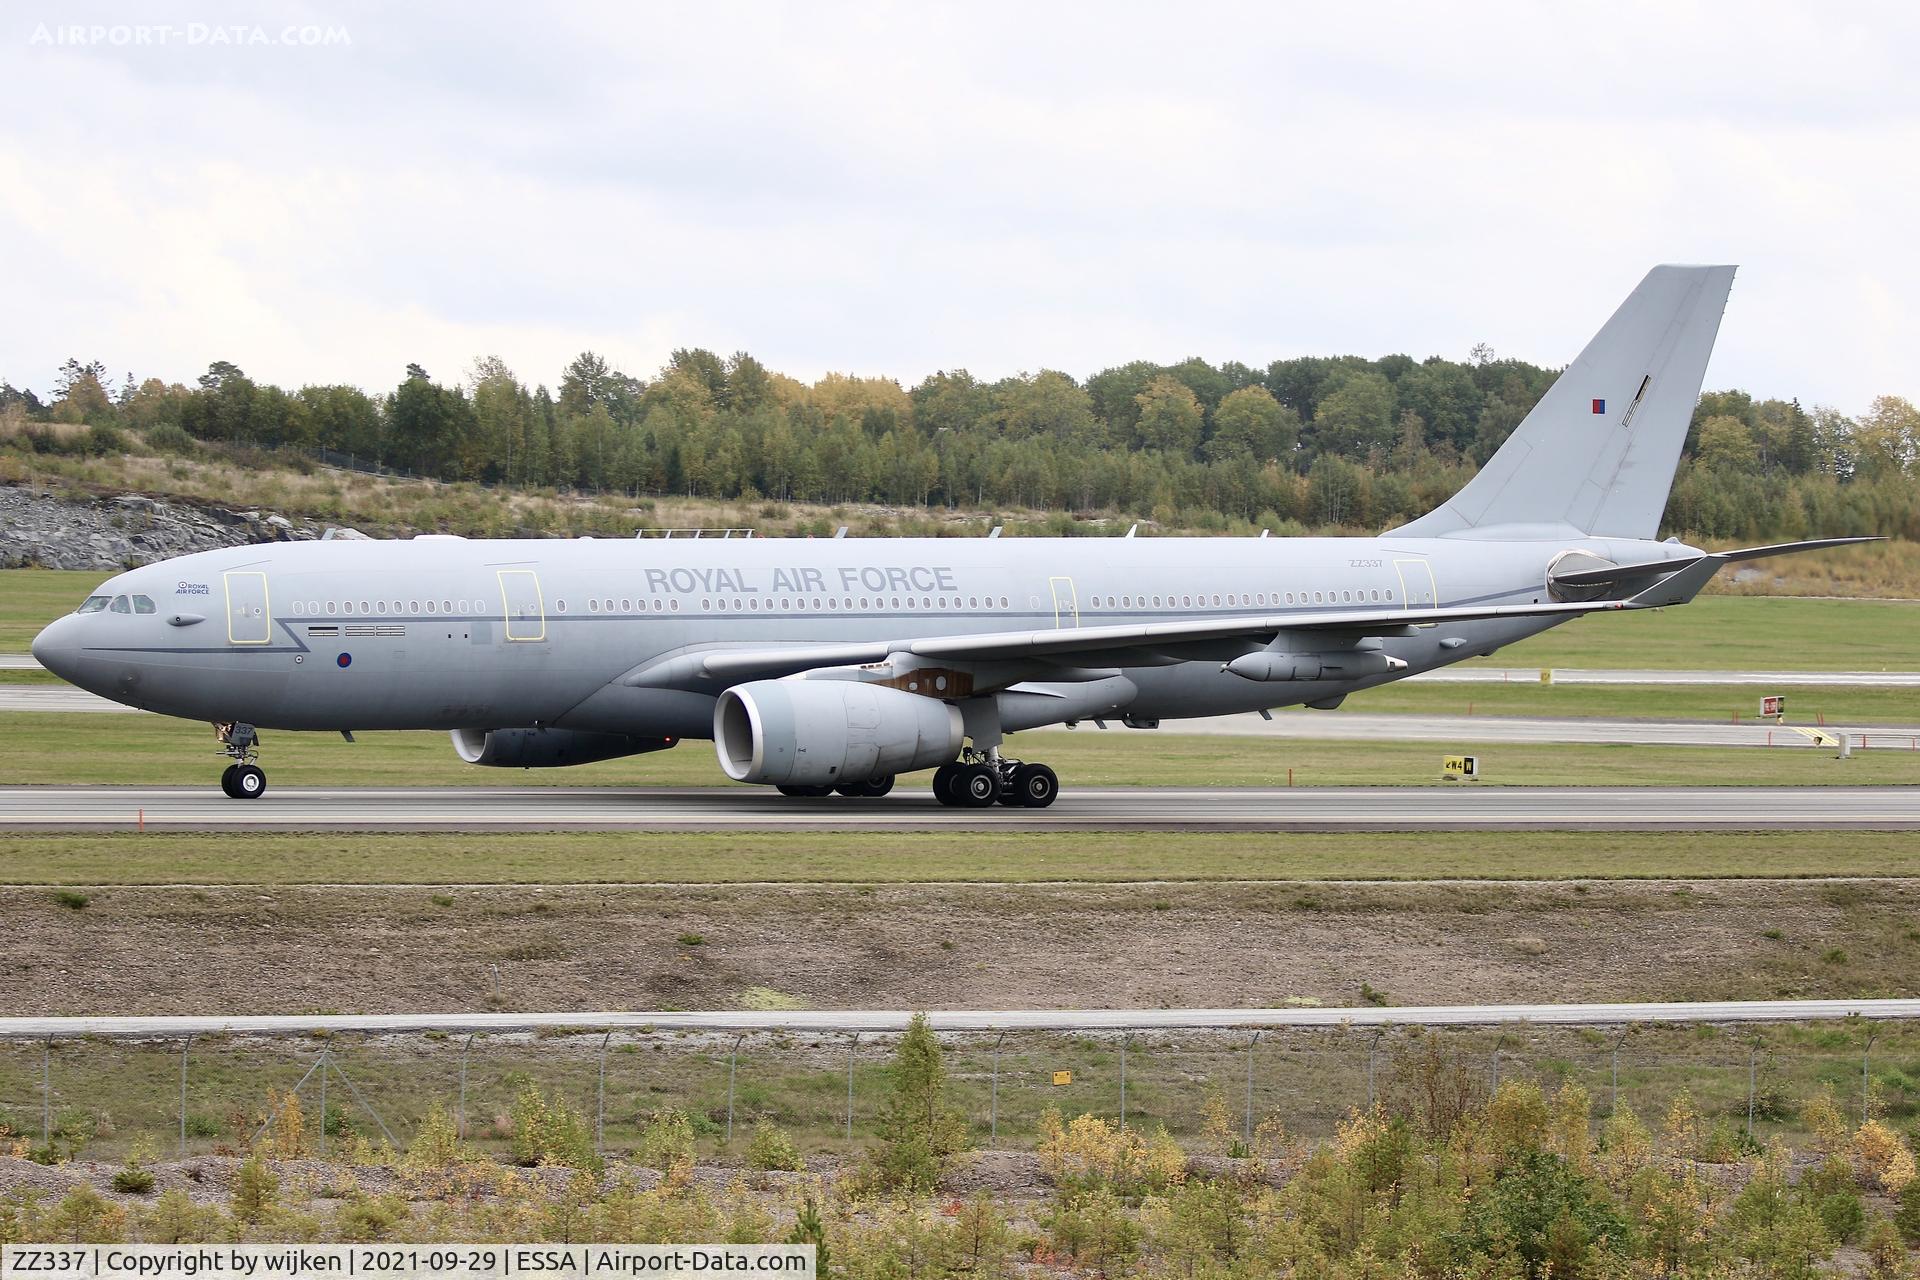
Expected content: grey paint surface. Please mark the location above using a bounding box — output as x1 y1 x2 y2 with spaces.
3 997 1917 1041
4 784 1916 830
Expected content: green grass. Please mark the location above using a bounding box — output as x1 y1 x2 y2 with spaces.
1467 596 1920 671
2 712 1917 787
6 829 1920 885
1351 680 1920 724
0 569 98 651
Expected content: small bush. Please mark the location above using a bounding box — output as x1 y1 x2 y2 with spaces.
636 1107 697 1175
746 1120 803 1172
1812 1189 1864 1245
144 423 196 455
677 932 705 947
51 890 90 910
111 1163 155 1195
1896 1176 1920 1242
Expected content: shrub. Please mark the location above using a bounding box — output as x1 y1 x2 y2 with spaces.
635 1107 697 1176
745 1120 802 1172
1895 1176 1920 1243
507 1083 600 1172
873 1013 970 1192
51 890 89 910
231 1153 279 1222
111 1158 155 1195
144 423 196 455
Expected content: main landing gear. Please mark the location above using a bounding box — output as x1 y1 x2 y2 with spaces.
932 751 1059 809
215 721 267 800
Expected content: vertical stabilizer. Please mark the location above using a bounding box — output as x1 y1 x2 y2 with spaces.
1394 264 1736 540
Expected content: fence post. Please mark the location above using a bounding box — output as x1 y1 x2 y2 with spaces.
845 1033 859 1142
1747 1041 1758 1139
179 1036 193 1159
1489 1044 1500 1093
726 1033 745 1144
458 1033 475 1139
990 1031 1005 1145
1862 1029 1881 1125
1244 1031 1263 1145
1119 1032 1132 1132
317 1044 330 1158
1366 1029 1385 1109
1609 1028 1631 1116
41 1038 51 1150
596 1031 613 1155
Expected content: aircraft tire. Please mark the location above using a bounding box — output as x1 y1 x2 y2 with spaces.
777 784 834 798
231 764 266 800
1011 763 1058 808
953 762 999 808
220 764 240 798
931 763 960 805
858 775 895 797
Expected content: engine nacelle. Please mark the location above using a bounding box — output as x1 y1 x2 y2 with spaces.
714 680 964 786
451 727 676 768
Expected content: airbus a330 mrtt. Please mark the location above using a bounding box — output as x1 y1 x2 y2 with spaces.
31 264 1872 807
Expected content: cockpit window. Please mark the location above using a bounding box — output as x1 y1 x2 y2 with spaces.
132 594 156 614
76 595 112 614
110 595 132 614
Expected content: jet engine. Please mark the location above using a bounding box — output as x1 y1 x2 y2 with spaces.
714 679 963 786
451 727 676 768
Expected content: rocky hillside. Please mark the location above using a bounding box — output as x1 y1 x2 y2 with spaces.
0 484 333 571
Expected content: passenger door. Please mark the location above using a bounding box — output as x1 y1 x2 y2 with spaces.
1048 576 1080 629
1393 559 1438 609
223 570 272 644
497 569 546 641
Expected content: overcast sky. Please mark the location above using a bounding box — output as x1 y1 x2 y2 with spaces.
4 1 1914 411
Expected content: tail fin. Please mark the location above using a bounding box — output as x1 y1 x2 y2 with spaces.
1393 264 1736 541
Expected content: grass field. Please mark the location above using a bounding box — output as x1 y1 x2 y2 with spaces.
1461 594 1920 671
1351 679 1920 724
3 711 1917 786
8 829 1920 885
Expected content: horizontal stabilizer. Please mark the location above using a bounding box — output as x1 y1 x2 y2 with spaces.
1554 536 1884 588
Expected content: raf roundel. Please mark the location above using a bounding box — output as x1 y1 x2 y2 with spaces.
336 652 352 668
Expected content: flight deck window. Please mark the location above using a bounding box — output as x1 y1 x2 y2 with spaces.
132 595 156 614
76 595 112 614
110 595 131 613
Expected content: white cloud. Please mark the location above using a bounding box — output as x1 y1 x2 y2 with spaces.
1 0 1914 410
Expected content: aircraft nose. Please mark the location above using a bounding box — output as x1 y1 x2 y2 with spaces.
30 615 81 683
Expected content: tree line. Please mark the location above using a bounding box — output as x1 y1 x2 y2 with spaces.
6 345 1917 541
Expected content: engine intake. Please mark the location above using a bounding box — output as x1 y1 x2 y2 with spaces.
451 727 676 768
714 680 963 786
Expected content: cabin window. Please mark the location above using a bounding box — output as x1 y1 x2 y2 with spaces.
701 599 710 610
652 599 663 612
621 598 632 612
860 597 870 609
132 594 156 614
327 600 338 615
362 601 372 614
76 595 112 614
588 599 600 613
110 595 131 614
409 601 420 614
556 600 567 612
669 599 680 612
343 601 355 615
1386 590 1394 601
1000 596 1010 608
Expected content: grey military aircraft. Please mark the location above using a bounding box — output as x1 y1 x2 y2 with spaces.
32 265 1872 807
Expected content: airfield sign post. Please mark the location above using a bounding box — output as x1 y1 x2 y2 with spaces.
1762 695 1786 721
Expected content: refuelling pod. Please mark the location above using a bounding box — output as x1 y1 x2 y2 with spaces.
452 727 677 768
715 679 964 786
1223 650 1407 682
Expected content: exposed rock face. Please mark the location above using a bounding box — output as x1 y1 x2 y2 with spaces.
0 485 326 571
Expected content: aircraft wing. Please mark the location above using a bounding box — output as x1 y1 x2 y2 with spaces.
625 596 1637 689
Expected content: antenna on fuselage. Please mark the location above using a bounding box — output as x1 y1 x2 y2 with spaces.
833 526 848 539
988 526 1002 538
1125 524 1137 538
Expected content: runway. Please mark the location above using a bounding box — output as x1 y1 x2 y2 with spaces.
4 685 1916 751
4 998 1919 1040
3 784 1917 831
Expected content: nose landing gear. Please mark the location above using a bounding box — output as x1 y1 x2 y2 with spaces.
931 752 1059 809
215 722 266 800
